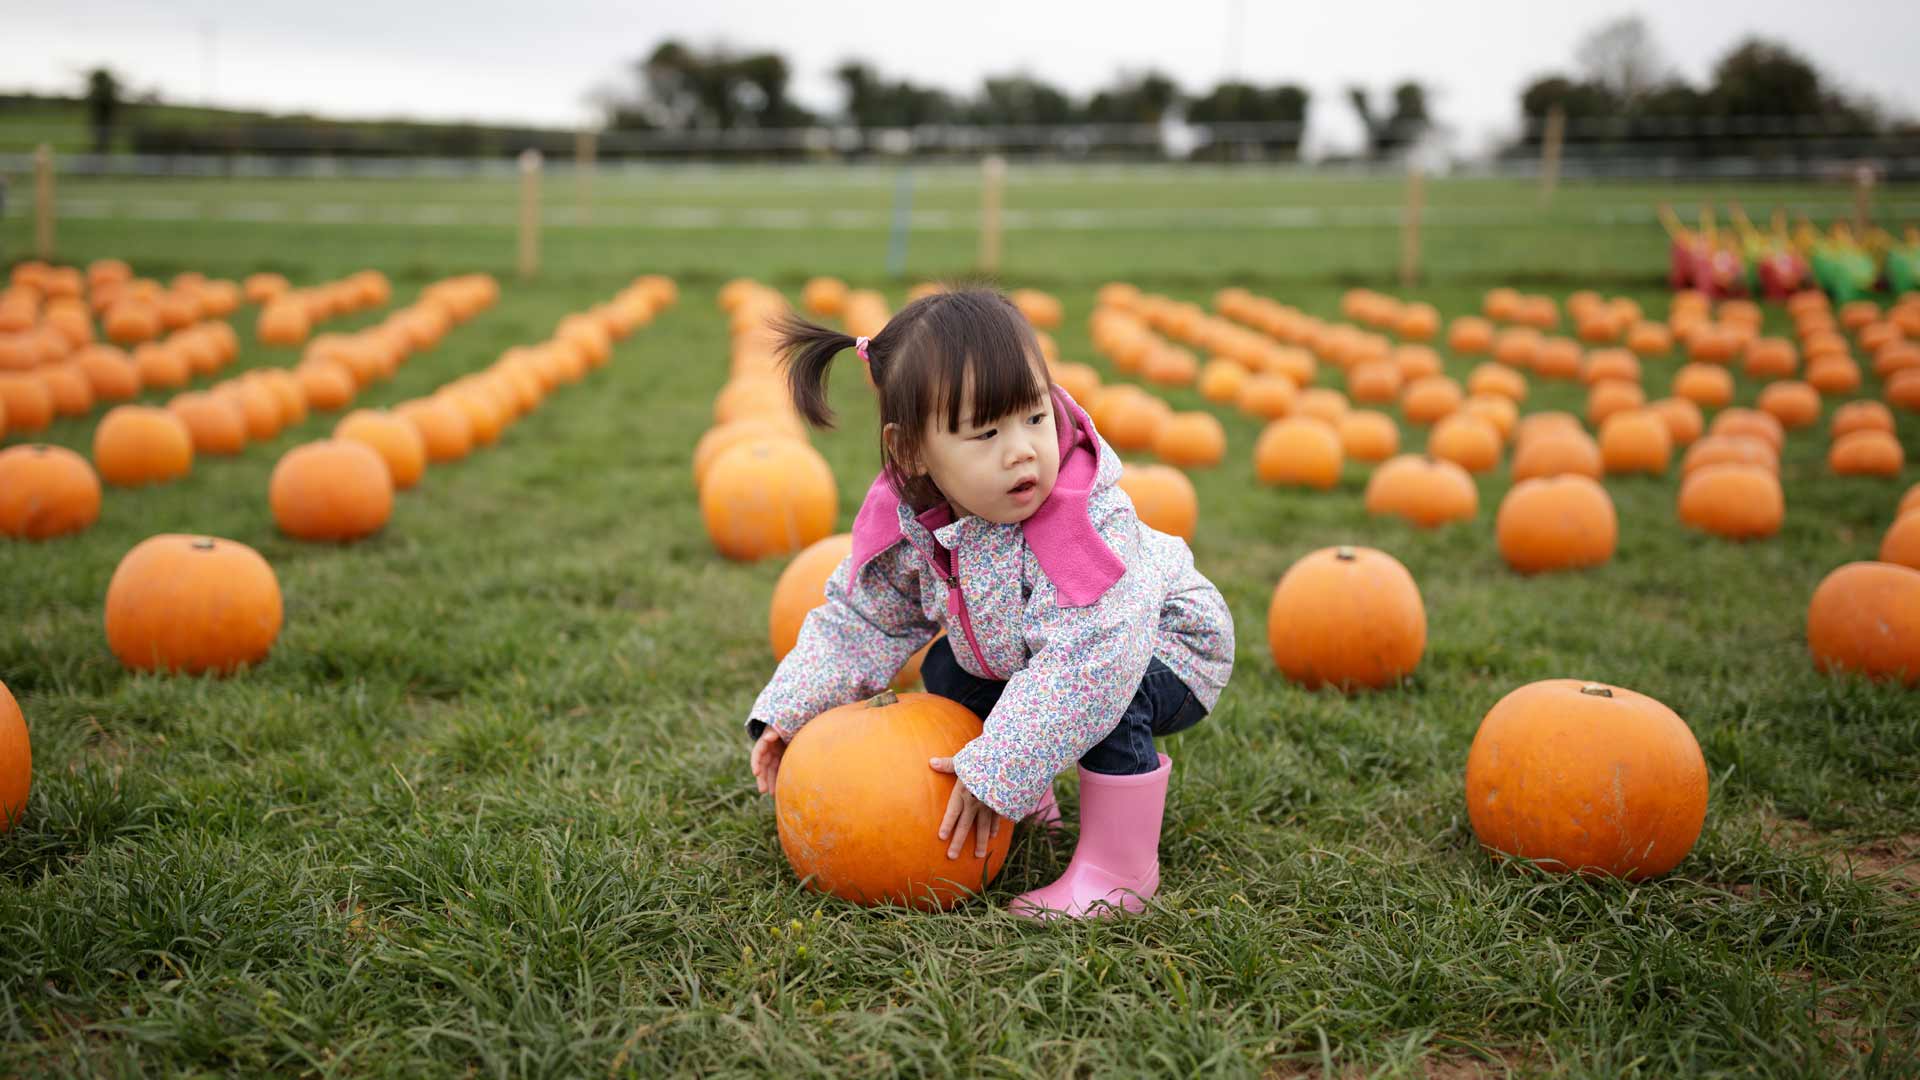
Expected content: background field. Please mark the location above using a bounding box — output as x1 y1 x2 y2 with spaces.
0 171 1917 1077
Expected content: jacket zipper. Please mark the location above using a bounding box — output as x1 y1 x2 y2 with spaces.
934 545 999 680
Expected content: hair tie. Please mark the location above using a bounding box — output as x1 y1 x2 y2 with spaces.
854 336 871 364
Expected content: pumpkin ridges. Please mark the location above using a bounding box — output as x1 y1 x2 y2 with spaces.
775 692 1008 909
1465 679 1707 880
1807 562 1920 685
104 534 284 675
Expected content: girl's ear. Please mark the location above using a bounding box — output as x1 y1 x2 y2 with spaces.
883 421 924 476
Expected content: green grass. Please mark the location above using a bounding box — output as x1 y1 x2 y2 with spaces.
0 174 1917 1077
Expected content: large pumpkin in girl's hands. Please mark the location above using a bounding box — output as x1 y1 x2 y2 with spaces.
104 534 284 674
0 679 29 831
1267 545 1425 690
1465 679 1708 880
775 690 1010 909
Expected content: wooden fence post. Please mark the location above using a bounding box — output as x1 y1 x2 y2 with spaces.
1400 166 1425 288
1539 106 1566 205
34 144 55 260
518 149 542 280
979 154 1006 275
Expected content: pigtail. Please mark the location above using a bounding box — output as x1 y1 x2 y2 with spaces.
772 313 857 429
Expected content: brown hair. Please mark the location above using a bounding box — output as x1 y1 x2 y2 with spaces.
775 287 1052 509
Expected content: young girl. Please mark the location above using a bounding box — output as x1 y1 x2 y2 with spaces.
744 288 1234 919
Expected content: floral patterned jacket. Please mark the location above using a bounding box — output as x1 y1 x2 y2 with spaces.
747 385 1235 819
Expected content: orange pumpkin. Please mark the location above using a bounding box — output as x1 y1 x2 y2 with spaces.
1647 397 1704 447
1117 464 1198 540
1881 513 1920 571
1492 328 1540 370
1337 410 1400 463
1234 374 1297 420
693 419 805 490
1671 363 1734 408
1756 380 1820 429
1465 680 1707 879
1467 362 1527 403
1426 413 1501 473
35 364 91 418
0 679 27 831
1395 302 1439 341
1295 387 1350 427
1743 337 1798 380
213 380 283 443
1681 434 1778 476
1598 409 1672 476
1253 417 1342 489
1152 411 1226 469
73 345 141 401
1496 477 1616 573
1197 359 1248 404
1401 375 1463 425
801 276 849 317
1095 390 1171 451
1347 360 1403 404
104 534 283 675
1709 408 1784 452
1513 411 1584 448
1807 562 1920 685
295 360 358 412
1052 362 1102 404
769 533 856 659
1510 428 1603 482
336 410 429 490
1267 545 1425 690
257 299 312 346
167 392 248 455
774 690 1009 908
1365 454 1478 527
1580 348 1641 386
1483 288 1522 321
270 440 396 542
0 373 54 434
1831 400 1894 441
394 398 475 463
1678 464 1784 540
0 444 102 539
93 405 193 487
701 439 839 561
1461 395 1518 441
1803 354 1860 393
1625 321 1674 357
1393 344 1442 382
1828 430 1904 477
1532 337 1583 380
1586 379 1646 427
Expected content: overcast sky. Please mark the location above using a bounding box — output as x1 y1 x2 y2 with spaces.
10 0 1919 155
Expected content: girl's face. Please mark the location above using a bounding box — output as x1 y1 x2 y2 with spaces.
896 360 1060 525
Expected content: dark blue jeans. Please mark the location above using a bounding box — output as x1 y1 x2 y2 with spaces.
920 635 1207 776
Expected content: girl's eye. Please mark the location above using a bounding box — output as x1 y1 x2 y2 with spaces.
1027 412 1046 425
973 429 996 441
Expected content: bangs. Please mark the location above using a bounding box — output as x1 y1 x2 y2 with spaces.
928 304 1050 432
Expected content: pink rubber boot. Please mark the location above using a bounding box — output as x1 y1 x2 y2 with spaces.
1009 753 1170 919
1024 784 1064 836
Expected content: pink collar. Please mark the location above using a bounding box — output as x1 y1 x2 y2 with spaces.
846 385 1125 608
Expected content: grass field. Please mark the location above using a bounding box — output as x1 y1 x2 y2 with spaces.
0 173 1917 1077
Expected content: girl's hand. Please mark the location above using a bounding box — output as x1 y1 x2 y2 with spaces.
751 727 788 796
928 757 1001 860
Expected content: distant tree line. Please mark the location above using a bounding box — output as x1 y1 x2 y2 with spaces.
1509 17 1910 159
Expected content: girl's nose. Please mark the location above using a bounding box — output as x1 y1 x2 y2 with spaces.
1006 431 1038 467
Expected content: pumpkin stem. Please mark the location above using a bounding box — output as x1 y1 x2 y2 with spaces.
191 538 216 551
1335 546 1357 561
866 689 899 708
1580 684 1614 698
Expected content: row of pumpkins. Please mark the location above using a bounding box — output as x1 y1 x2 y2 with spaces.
0 261 397 442
0 274 680 836
1065 283 1915 568
1 274 676 545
